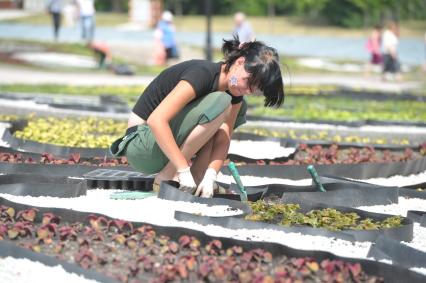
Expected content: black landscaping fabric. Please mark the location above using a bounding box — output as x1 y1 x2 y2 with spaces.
398 188 426 200
367 235 426 269
0 196 424 283
264 182 398 207
407 211 426 227
158 181 413 242
226 157 426 179
157 181 252 216
216 176 399 207
0 163 132 177
2 128 113 158
0 173 86 197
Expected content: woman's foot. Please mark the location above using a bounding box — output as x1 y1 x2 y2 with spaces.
153 172 179 192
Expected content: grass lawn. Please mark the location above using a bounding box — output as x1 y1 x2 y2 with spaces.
0 84 144 105
4 13 426 38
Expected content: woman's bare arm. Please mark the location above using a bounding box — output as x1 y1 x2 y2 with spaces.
147 80 197 171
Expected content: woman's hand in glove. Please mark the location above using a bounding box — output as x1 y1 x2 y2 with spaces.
177 167 197 194
194 168 217 198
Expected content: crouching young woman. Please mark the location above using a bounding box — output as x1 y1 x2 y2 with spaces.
110 36 284 198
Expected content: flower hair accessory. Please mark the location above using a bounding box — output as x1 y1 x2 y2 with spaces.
229 75 238 87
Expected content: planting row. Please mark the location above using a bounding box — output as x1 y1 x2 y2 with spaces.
7 117 425 150
0 143 424 167
0 204 404 283
232 144 425 165
246 95 426 123
236 127 418 147
246 201 402 231
13 117 126 148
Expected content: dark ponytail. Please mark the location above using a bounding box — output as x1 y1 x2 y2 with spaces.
222 36 285 108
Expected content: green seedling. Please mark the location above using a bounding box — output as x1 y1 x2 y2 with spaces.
227 162 248 202
110 191 156 200
307 165 326 192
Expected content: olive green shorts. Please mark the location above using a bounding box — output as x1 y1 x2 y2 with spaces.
110 92 247 174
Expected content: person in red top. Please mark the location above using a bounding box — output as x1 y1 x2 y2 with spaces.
365 25 383 75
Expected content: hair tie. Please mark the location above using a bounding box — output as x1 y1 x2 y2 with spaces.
238 39 255 49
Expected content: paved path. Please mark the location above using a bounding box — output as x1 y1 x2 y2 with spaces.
0 65 153 86
0 65 420 92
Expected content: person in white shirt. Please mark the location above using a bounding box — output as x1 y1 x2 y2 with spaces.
76 0 95 42
382 21 401 81
232 12 255 44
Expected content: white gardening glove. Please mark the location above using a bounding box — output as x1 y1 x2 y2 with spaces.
177 167 197 194
195 168 218 198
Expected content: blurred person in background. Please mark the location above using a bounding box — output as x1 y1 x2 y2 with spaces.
382 21 401 81
76 0 96 42
46 0 63 41
156 11 179 62
232 12 254 43
153 28 167 65
364 25 383 76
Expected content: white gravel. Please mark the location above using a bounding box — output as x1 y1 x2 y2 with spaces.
0 189 243 221
0 256 100 283
411 267 426 276
359 170 426 187
357 197 426 218
403 223 426 253
12 52 98 69
229 140 296 159
218 173 313 186
358 200 426 255
0 127 9 147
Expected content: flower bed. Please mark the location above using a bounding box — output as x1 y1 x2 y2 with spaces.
246 201 402 231
233 144 425 165
0 151 127 166
236 127 417 147
1 143 424 168
246 96 426 123
13 117 126 148
0 205 385 282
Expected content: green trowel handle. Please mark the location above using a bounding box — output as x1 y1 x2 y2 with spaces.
227 162 248 201
307 165 326 192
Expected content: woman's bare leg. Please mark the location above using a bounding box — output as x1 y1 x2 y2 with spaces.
190 138 214 184
154 106 231 185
